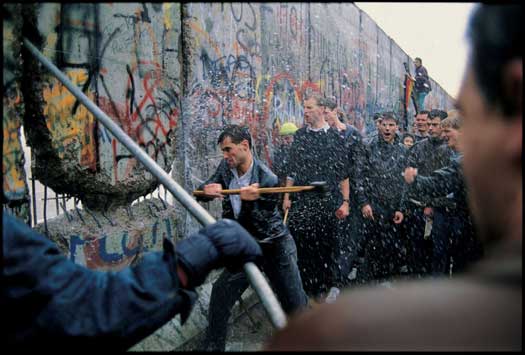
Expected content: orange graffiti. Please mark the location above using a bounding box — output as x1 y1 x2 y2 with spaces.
42 69 97 171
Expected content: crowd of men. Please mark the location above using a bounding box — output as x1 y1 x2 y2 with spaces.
271 97 484 300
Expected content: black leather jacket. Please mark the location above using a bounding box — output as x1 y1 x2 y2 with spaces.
196 158 289 244
358 134 408 212
404 137 453 207
409 154 470 217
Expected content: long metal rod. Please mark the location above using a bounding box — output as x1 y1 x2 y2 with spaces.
23 38 287 330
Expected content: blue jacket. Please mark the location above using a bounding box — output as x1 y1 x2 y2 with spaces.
2 213 196 350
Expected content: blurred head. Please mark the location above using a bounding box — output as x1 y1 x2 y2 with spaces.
380 112 398 144
303 93 325 128
402 133 415 148
428 109 448 139
414 57 422 68
456 4 522 244
440 112 462 151
279 122 298 145
218 125 252 168
320 97 338 128
373 112 383 130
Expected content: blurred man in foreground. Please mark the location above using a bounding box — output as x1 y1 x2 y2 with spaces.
266 4 521 350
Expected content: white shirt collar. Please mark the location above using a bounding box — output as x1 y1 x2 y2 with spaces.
306 123 330 133
230 159 254 180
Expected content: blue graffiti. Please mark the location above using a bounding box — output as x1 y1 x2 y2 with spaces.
67 218 173 264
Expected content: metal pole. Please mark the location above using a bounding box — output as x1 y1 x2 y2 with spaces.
23 37 287 330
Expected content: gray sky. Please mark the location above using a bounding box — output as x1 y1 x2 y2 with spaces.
354 2 477 99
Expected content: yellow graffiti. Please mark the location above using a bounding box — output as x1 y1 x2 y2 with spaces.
189 20 223 59
42 69 97 171
163 3 173 30
3 98 28 199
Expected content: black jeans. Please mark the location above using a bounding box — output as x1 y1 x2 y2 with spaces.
204 234 308 351
362 205 406 281
288 197 342 297
405 208 433 277
334 208 366 287
432 208 483 276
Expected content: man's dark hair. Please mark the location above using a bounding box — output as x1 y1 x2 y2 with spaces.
415 57 422 63
381 111 399 124
373 112 383 121
428 109 448 120
218 124 252 148
337 110 347 123
467 4 521 117
320 97 337 110
414 110 430 118
402 132 415 141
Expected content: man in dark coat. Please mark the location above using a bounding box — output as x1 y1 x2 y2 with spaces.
403 108 453 277
282 93 350 300
197 124 307 351
413 57 432 112
322 97 367 286
357 111 408 281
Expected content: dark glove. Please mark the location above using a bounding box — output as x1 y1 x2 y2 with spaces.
175 219 262 288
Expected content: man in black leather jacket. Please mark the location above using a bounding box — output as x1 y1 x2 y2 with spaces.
196 124 308 351
403 109 453 277
358 112 408 281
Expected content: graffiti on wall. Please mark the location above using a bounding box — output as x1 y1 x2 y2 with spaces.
67 216 174 270
6 3 454 225
3 5 31 223
3 87 27 200
43 70 97 170
32 3 181 192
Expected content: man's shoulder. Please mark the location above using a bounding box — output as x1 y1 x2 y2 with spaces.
254 159 278 185
294 126 308 136
409 138 429 154
268 275 521 350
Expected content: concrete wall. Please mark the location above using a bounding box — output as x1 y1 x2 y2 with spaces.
3 4 31 224
10 3 182 211
4 2 455 228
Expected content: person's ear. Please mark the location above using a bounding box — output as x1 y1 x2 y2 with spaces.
501 59 522 169
241 139 250 151
502 58 522 118
501 117 522 171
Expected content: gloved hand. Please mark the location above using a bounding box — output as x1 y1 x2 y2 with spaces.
175 219 262 288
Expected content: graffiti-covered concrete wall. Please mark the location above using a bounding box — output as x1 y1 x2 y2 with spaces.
3 3 31 224
15 3 182 211
4 2 455 229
